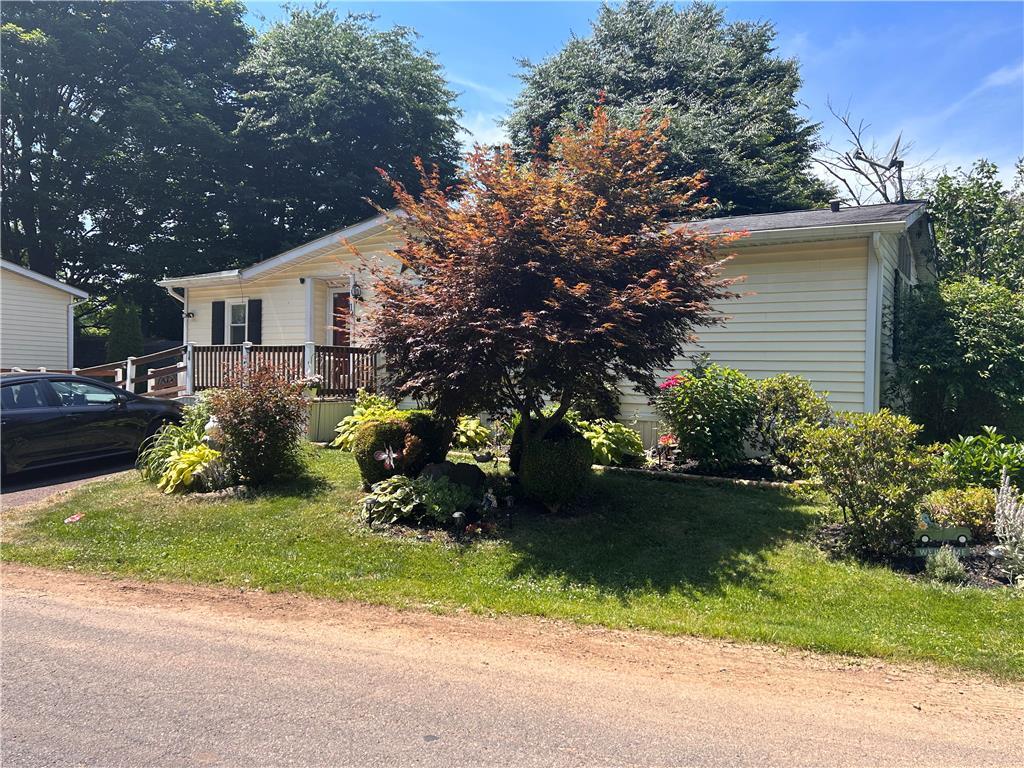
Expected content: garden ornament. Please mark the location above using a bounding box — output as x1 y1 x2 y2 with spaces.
374 444 401 470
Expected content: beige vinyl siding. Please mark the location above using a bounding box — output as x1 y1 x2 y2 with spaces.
1 269 73 369
183 226 401 347
618 238 870 437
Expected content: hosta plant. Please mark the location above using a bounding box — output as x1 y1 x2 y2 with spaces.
157 444 224 494
360 475 477 528
137 399 211 483
579 419 644 467
331 389 400 450
453 416 491 452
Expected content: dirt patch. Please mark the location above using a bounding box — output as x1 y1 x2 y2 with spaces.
4 562 1022 738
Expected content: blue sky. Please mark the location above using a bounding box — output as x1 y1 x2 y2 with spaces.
246 1 1024 184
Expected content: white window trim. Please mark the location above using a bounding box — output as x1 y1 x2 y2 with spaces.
226 298 249 345
326 277 354 346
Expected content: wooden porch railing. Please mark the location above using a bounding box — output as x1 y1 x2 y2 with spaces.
6 344 377 400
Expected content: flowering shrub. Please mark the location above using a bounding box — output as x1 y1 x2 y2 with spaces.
206 365 309 485
655 363 757 470
800 410 935 558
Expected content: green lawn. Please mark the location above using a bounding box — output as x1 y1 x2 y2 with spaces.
3 447 1021 677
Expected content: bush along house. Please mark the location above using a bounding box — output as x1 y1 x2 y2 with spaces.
156 201 936 443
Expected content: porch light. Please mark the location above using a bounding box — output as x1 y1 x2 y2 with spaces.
351 282 363 300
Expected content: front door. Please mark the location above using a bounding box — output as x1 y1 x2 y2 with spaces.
332 292 351 347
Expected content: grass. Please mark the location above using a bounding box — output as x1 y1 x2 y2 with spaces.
3 446 1022 678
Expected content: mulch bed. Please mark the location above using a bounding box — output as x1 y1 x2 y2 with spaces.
815 522 1015 589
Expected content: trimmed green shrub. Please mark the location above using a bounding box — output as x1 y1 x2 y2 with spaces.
752 373 833 477
360 475 477 528
921 486 996 540
351 410 453 488
925 545 967 585
579 418 644 467
353 418 413 487
940 427 1024 488
518 423 593 512
800 410 935 559
655 363 758 470
331 389 399 450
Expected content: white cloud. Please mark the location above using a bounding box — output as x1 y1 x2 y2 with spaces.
458 112 508 150
982 60 1024 89
447 73 511 105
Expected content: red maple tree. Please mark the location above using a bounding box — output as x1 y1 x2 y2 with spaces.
367 107 739 450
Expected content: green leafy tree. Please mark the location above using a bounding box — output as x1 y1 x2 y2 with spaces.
894 278 1024 440
928 160 1024 291
506 0 832 215
105 301 144 363
232 6 462 254
1 0 251 336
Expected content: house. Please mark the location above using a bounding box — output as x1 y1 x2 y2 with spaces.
157 201 935 442
1 261 89 371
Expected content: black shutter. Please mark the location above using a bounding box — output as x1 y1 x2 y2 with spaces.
247 299 262 344
211 301 225 344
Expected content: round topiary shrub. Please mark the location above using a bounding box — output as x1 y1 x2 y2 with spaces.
517 423 593 512
353 418 412 488
352 410 455 488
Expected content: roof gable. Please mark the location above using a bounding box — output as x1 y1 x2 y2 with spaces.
1 260 89 298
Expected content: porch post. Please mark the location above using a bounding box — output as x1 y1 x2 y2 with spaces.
242 341 252 371
304 277 315 343
125 356 136 393
184 342 195 396
304 341 315 378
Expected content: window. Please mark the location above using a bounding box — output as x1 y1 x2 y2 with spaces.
0 381 52 410
50 379 120 407
228 301 247 344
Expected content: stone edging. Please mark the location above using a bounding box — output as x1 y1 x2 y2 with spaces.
448 450 796 489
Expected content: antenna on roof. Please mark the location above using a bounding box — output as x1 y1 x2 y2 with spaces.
852 134 906 203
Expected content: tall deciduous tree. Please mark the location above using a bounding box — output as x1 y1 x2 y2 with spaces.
1 1 250 311
928 160 1024 291
369 107 736 451
506 0 831 216
232 6 462 255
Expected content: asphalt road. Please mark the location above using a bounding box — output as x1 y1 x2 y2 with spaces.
3 567 1022 768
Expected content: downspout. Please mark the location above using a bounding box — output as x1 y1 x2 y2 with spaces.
864 233 883 412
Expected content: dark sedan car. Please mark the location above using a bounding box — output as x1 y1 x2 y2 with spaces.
1 373 182 477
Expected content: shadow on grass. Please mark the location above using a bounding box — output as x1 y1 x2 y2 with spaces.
502 471 814 601
252 471 332 500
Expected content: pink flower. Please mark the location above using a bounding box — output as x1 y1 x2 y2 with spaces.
659 374 682 391
658 434 677 447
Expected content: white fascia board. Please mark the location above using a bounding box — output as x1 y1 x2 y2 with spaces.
157 269 241 288
1 260 89 299
720 220 911 247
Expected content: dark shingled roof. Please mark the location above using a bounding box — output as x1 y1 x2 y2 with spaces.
683 201 927 234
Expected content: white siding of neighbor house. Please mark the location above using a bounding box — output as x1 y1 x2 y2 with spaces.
1 268 75 370
617 238 871 443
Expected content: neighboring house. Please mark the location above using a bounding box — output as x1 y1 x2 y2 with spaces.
1 261 89 371
158 201 934 441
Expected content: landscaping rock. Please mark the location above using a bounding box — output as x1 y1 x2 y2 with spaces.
193 485 252 501
420 461 487 493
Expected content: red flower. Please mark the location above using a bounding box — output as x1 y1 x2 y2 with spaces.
659 374 682 391
658 433 677 446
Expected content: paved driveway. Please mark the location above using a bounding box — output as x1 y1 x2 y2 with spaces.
1 457 134 509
